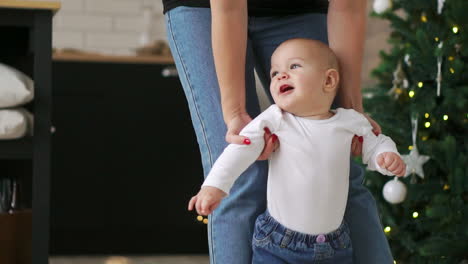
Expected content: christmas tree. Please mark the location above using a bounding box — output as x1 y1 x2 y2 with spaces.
363 0 468 263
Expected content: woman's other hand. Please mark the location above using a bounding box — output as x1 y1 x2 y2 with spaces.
258 127 279 160
225 113 279 160
351 113 382 157
225 112 253 145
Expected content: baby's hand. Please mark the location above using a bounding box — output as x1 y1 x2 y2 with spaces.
188 186 227 216
377 152 406 177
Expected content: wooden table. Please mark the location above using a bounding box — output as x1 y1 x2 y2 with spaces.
0 1 60 264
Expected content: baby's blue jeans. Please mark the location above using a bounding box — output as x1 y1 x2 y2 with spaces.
165 7 393 264
252 211 353 264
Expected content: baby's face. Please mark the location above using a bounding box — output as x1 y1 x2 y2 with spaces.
269 41 330 115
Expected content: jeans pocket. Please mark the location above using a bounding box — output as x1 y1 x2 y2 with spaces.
253 216 277 243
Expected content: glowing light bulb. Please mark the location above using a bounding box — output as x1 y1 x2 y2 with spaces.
425 113 429 118
421 14 427 22
448 56 454 61
443 115 448 120
450 68 455 74
425 122 431 128
422 136 428 141
413 212 419 218
409 91 415 98
435 37 439 42
418 82 423 88
452 26 459 34
384 226 391 233
443 184 450 190
408 145 413 150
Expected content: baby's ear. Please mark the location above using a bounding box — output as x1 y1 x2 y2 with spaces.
323 69 339 93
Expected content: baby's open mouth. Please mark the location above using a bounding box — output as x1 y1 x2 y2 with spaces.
280 84 294 93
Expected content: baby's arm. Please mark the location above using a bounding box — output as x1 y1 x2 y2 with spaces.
362 132 405 176
188 105 282 215
189 137 265 216
350 111 405 176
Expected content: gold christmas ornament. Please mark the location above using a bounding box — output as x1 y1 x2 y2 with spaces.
388 62 408 99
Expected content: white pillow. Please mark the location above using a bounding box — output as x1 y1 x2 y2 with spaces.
0 63 34 108
0 108 33 139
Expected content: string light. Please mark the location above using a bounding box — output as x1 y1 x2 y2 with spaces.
421 14 427 22
203 218 209 224
443 115 448 120
435 37 439 42
425 113 430 118
450 68 455 74
425 122 431 128
408 145 413 150
452 26 459 34
443 184 450 190
418 82 424 88
409 91 415 98
197 215 203 221
394 261 397 264
384 226 391 233
413 212 419 218
422 136 428 141
448 56 454 61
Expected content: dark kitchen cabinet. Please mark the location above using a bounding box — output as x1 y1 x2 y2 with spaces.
50 55 208 254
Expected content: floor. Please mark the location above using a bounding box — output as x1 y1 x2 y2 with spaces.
50 256 209 264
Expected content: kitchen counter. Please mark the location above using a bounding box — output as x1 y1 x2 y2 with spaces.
0 0 60 13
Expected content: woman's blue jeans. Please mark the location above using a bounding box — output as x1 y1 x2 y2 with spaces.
165 7 393 264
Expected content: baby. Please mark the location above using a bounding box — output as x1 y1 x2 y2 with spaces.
188 38 406 263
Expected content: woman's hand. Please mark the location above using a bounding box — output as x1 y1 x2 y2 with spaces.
225 112 253 144
351 113 382 157
225 112 279 160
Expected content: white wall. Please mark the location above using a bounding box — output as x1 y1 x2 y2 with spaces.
52 0 166 55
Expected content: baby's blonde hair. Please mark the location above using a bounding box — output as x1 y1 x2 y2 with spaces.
278 38 340 73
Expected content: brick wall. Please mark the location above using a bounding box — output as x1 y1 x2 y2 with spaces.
52 0 166 55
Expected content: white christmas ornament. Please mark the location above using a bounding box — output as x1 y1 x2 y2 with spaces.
404 54 412 66
402 116 430 179
373 0 392 14
436 42 443 97
383 177 407 204
438 0 446 14
402 147 430 178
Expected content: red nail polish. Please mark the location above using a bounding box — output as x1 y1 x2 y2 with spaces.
272 134 278 143
243 139 251 145
358 136 363 143
264 127 271 134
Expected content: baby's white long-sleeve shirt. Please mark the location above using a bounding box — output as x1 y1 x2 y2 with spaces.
202 105 400 235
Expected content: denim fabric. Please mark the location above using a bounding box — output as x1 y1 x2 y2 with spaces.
252 211 353 264
165 7 393 264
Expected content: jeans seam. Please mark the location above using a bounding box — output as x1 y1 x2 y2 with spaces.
167 11 216 264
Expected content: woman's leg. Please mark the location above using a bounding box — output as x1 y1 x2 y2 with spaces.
165 7 268 264
249 13 394 264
